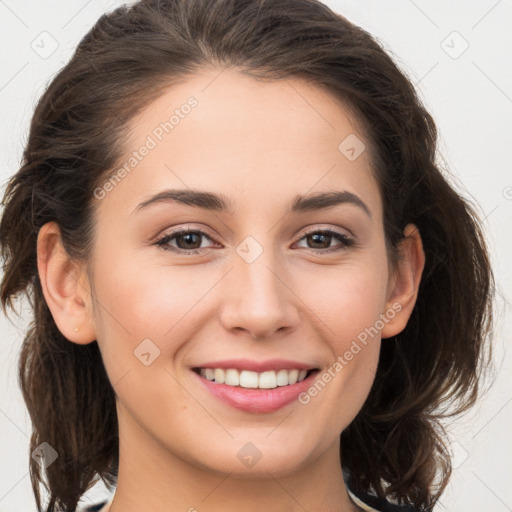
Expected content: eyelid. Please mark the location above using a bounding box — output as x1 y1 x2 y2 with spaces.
154 227 219 253
153 224 356 254
299 224 353 239
152 224 217 243
293 226 355 251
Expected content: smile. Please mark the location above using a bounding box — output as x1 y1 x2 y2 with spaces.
194 367 315 389
191 362 320 413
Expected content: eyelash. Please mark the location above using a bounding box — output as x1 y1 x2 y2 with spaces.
154 227 354 255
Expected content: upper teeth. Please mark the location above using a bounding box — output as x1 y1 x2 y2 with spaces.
199 368 309 389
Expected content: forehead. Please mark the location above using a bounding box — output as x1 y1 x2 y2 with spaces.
97 67 381 220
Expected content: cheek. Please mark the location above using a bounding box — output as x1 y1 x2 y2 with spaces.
300 259 389 347
89 246 226 390
292 258 387 435
89 257 213 430
92 252 220 340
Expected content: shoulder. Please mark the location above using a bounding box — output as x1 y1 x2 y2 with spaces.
76 501 108 512
78 494 421 512
349 489 422 512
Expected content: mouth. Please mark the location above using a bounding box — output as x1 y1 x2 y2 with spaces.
192 367 318 389
191 365 320 414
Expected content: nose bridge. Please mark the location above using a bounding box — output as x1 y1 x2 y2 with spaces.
219 236 299 339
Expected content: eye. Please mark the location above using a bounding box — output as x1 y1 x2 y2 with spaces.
154 227 354 255
295 228 354 253
155 229 218 254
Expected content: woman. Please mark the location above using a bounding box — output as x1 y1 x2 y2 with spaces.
0 0 494 511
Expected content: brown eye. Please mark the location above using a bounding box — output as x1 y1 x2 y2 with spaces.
295 229 354 253
155 229 217 253
175 232 203 250
306 232 333 249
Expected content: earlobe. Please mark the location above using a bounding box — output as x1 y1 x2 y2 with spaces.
37 222 96 344
381 223 425 339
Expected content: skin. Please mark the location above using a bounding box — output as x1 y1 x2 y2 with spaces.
37 67 424 512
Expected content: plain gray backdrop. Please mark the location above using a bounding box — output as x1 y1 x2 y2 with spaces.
1 1 511 511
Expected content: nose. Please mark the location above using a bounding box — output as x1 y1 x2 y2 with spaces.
219 248 300 340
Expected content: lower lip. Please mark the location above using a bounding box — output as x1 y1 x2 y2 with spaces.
192 370 319 414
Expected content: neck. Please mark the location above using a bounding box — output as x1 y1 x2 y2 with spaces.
107 406 360 512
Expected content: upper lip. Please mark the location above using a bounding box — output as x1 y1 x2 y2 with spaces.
192 359 318 373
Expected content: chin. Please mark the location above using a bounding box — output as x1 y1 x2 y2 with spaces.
186 438 316 478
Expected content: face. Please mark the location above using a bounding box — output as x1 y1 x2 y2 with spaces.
79 68 404 477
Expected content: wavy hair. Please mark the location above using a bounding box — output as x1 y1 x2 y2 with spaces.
0 0 494 510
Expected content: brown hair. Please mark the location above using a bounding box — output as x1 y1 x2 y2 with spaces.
0 0 494 510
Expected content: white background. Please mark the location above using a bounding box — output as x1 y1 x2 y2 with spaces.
0 1 511 511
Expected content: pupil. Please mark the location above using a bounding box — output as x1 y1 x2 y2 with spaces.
309 233 330 248
178 232 201 249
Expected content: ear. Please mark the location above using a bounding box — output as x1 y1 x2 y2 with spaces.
381 223 425 339
37 222 96 344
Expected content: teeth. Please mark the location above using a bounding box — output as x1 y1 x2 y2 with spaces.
258 371 276 389
288 369 299 385
198 368 311 389
225 369 240 386
214 368 225 384
276 369 289 386
240 370 259 388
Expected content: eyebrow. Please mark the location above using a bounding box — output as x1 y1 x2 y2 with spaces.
290 190 371 217
134 188 371 218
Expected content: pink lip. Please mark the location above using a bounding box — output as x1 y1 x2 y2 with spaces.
191 368 319 414
192 358 316 373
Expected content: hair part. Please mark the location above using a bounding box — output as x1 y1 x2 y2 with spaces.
0 0 494 510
